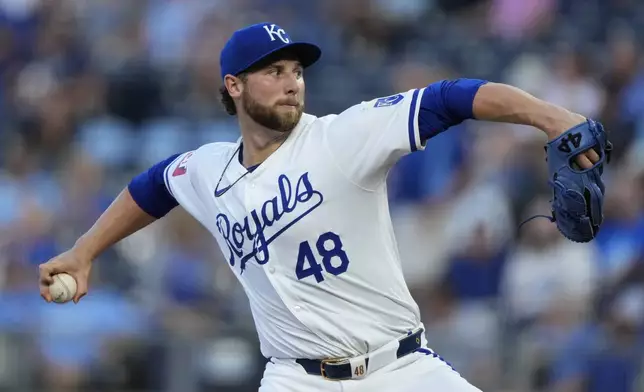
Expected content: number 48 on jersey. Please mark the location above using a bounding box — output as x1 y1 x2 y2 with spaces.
295 231 350 283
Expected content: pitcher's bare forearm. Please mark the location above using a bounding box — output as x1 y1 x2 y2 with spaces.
415 79 583 142
74 154 182 260
471 82 585 139
416 79 598 169
38 154 181 303
73 188 158 260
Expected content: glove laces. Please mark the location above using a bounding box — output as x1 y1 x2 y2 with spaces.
518 214 555 231
518 180 556 231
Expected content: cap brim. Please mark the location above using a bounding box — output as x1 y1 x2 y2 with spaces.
282 42 322 68
236 42 322 75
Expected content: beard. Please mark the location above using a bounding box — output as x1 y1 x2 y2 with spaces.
242 89 303 133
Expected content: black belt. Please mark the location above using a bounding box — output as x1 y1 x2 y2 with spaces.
295 329 423 381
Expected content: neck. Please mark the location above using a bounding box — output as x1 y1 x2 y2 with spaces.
238 114 292 168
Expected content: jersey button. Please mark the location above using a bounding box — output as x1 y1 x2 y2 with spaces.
268 266 275 274
293 306 301 312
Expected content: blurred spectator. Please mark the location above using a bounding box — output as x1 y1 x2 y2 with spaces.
504 197 599 392
421 281 502 391
488 0 556 41
538 47 605 119
593 173 644 286
501 196 598 328
443 223 507 302
599 31 639 165
550 288 644 392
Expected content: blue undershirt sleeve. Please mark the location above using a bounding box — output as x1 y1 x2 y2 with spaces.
127 154 181 219
418 78 488 142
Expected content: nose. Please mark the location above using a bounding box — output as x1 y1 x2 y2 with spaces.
284 74 300 96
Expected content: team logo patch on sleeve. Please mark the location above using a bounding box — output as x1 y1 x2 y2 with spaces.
172 152 193 177
374 93 404 108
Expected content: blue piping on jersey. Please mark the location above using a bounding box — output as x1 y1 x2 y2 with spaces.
408 89 421 152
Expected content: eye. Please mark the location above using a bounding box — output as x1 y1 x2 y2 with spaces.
295 69 303 78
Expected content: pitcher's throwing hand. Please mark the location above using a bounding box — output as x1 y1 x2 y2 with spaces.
39 248 92 303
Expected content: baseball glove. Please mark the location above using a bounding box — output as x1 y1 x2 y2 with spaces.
541 119 613 242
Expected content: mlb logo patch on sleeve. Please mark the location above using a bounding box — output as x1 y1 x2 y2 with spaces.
374 93 404 108
173 152 193 177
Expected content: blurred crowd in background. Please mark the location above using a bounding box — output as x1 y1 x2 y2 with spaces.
1 0 644 391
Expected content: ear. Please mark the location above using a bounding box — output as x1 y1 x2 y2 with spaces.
224 75 243 98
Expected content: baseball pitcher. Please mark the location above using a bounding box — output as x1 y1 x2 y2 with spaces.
38 23 612 391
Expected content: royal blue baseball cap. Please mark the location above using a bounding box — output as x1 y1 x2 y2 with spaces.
220 22 321 80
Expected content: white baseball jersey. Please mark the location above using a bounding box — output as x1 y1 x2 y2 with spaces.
163 88 427 360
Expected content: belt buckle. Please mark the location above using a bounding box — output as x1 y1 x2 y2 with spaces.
320 358 349 381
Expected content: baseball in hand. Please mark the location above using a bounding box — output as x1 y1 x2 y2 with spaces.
49 273 77 303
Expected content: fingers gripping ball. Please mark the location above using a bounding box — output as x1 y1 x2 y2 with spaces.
545 119 613 243
49 273 77 303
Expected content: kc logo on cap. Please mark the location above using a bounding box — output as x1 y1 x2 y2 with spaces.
219 22 322 80
263 24 290 44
